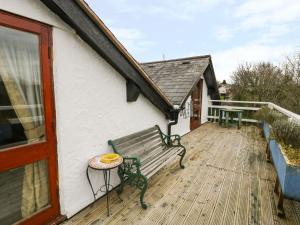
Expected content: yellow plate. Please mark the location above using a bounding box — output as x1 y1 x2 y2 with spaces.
100 153 120 163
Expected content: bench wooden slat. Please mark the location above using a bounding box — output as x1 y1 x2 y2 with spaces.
141 147 180 172
139 144 166 164
118 134 161 155
142 148 183 178
143 154 178 178
112 126 157 145
126 141 164 160
115 129 160 150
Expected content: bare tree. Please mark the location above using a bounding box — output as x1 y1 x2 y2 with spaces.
231 62 282 101
230 55 300 114
283 53 300 85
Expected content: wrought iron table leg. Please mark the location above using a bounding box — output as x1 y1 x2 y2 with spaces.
86 166 96 201
103 169 111 216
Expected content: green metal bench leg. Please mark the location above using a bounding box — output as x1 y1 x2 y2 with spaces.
225 111 229 127
179 147 186 169
138 175 148 209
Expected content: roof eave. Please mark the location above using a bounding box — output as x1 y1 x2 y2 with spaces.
40 0 173 116
76 0 172 107
207 57 220 100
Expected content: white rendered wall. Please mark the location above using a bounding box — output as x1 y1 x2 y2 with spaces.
52 28 171 217
172 96 191 135
201 78 211 124
0 0 170 218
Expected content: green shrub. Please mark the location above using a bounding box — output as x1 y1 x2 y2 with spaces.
254 107 286 125
272 119 300 150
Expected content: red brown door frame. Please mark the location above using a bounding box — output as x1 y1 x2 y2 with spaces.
0 11 62 225
190 79 203 130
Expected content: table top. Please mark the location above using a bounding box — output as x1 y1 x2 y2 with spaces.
88 155 123 170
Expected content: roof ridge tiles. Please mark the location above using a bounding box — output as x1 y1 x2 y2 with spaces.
141 55 211 65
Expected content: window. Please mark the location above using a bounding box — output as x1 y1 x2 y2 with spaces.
0 26 45 150
0 11 59 225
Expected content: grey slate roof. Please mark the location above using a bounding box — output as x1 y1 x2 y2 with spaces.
141 56 210 106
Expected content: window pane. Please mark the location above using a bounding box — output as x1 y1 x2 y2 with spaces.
0 26 45 150
0 160 50 225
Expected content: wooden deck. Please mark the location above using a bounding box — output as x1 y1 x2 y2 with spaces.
63 123 300 225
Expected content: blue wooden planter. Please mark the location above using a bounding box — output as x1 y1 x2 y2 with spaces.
269 139 300 201
262 121 271 140
263 121 300 201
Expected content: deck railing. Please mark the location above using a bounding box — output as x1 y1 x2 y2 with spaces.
208 100 300 124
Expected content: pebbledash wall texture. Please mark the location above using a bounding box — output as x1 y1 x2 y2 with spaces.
0 0 206 218
52 26 170 217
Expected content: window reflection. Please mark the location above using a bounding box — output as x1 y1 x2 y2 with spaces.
0 26 45 150
0 160 50 225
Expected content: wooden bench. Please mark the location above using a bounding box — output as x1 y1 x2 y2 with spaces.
108 125 186 209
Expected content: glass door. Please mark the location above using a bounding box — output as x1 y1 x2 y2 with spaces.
0 11 59 225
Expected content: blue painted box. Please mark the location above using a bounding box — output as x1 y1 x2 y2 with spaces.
264 122 300 201
262 121 271 140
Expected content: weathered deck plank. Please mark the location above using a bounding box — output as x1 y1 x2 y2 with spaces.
63 123 300 225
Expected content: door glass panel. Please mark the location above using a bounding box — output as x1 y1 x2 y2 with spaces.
0 26 45 150
0 160 50 225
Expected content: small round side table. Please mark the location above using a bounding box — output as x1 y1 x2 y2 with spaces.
86 155 123 216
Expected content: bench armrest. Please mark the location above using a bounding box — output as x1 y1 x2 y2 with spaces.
160 132 182 146
123 156 141 166
122 156 142 174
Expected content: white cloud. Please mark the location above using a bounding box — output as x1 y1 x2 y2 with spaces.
110 27 156 56
111 28 143 40
235 0 300 29
257 25 292 44
108 0 233 21
166 0 228 20
216 26 234 41
234 0 285 18
213 1 300 81
213 43 294 82
215 0 300 41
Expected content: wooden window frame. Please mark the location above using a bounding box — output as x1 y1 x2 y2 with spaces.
0 10 62 225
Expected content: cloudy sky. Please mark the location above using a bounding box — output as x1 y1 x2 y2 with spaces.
86 0 300 82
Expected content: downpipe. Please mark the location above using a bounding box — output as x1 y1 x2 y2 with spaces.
167 105 181 145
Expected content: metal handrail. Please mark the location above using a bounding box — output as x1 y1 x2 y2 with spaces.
209 100 270 105
208 100 300 124
268 103 300 124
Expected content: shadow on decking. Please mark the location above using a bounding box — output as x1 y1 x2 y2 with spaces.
63 123 300 225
